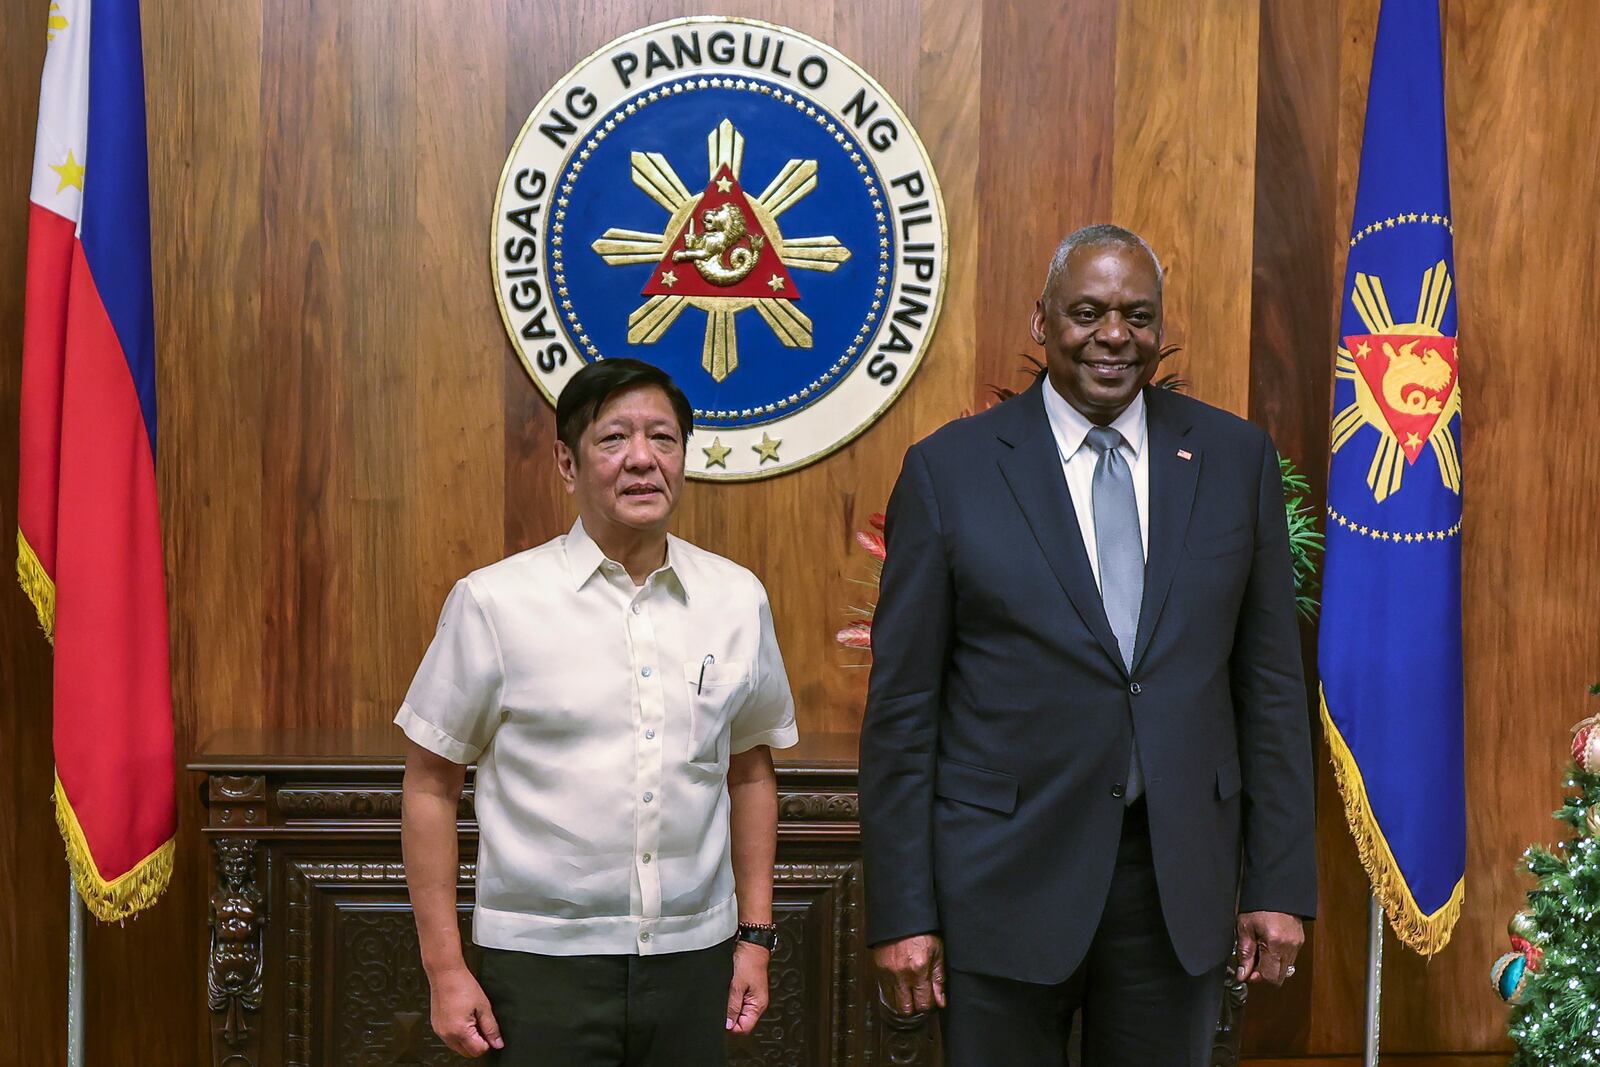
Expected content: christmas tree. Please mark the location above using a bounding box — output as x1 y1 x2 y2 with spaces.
1498 684 1600 1064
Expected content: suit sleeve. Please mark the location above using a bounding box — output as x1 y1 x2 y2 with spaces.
859 444 952 946
1232 433 1319 918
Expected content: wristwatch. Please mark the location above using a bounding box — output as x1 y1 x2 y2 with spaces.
736 921 779 951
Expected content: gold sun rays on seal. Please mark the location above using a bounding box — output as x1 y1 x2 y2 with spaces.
1331 259 1462 503
591 119 851 382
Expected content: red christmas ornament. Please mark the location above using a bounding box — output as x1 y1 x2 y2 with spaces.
1573 716 1600 774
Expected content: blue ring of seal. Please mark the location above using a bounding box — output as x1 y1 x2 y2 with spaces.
547 75 893 428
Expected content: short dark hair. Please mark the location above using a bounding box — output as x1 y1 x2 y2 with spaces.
555 359 694 455
1042 224 1164 306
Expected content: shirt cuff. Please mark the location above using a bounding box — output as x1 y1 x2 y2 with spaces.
395 703 482 764
731 722 799 754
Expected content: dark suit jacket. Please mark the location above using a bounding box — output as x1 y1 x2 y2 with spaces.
859 380 1317 983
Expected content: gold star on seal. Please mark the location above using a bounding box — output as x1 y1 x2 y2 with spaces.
50 149 85 193
703 437 731 468
715 175 733 192
753 433 781 464
766 275 784 292
659 269 677 288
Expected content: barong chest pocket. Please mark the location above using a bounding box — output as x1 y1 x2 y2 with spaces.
683 659 750 766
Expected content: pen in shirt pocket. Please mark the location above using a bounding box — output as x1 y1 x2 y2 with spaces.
697 653 714 694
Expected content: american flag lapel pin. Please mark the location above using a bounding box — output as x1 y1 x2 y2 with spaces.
1177 449 1193 461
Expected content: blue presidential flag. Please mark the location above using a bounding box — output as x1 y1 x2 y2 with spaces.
1318 0 1464 956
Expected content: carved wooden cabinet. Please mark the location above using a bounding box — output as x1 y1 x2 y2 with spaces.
193 729 1243 1066
193 730 939 1066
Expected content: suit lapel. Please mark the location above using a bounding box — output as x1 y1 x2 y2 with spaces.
1132 387 1199 669
994 382 1127 673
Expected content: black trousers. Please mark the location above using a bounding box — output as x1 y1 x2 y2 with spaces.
478 939 734 1067
940 800 1227 1066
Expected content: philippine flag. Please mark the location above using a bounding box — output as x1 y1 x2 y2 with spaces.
18 0 175 921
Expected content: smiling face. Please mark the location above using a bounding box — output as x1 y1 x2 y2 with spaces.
1031 242 1165 425
556 384 687 538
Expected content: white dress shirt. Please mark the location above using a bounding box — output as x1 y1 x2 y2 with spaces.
396 519 798 956
1040 378 1150 585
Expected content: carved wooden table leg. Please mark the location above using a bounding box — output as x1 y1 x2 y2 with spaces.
1210 969 1249 1067
208 837 265 1067
874 1001 941 1066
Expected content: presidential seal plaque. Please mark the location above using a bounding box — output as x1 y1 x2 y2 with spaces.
493 18 948 479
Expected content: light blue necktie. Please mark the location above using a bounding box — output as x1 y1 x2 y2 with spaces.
1087 426 1144 804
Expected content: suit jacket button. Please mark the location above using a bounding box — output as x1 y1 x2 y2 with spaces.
1129 682 1142 695
1111 783 1126 798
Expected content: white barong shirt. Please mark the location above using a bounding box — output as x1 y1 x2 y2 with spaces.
397 519 797 956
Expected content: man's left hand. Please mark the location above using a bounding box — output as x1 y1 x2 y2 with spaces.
726 940 770 1034
1235 911 1304 985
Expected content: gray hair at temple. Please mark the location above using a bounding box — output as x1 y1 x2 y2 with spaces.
1040 224 1165 307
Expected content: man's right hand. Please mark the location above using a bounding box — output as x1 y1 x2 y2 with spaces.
871 933 947 1016
428 965 505 1057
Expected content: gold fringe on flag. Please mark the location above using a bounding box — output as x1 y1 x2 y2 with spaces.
53 775 174 922
1320 686 1463 956
16 528 55 644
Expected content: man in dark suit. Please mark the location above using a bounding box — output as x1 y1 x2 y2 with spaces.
859 225 1317 1064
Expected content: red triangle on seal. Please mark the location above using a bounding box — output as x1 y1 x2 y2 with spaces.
1344 333 1459 463
642 165 799 301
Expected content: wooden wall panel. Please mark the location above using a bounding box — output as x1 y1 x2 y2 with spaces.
974 0 1263 412
1243 0 1600 1058
1113 0 1261 416
0 0 1268 1059
345 0 422 729
500 0 576 566
129 4 267 1062
158 0 267 793
258 0 356 735
975 0 1117 398
0 6 67 1067
8 0 1597 1060
1378 0 1600 1055
1241 0 1360 1056
409 0 509 668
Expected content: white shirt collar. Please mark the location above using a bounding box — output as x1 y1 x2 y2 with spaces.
1041 376 1147 462
563 518 690 600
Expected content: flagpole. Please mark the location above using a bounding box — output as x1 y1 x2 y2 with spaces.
67 875 86 1067
1365 894 1383 1066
